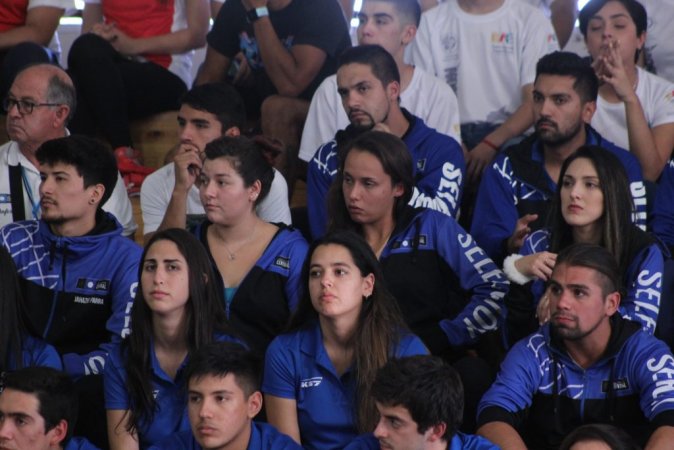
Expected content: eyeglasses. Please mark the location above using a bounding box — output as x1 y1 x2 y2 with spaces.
3 97 62 115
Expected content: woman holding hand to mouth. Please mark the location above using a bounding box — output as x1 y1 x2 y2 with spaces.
193 136 308 355
504 145 665 346
104 228 241 450
262 230 427 450
579 0 674 181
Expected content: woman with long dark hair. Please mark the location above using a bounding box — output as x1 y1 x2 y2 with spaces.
104 228 239 449
262 230 428 449
504 145 664 344
0 246 61 371
192 136 308 355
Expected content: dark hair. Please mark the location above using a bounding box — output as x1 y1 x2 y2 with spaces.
361 0 421 27
559 423 640 450
1 367 78 443
0 246 28 371
372 356 463 442
288 230 409 433
122 228 233 434
579 0 647 62
180 83 245 133
548 145 647 279
202 136 274 206
185 342 261 397
36 135 118 206
535 51 599 103
554 243 621 297
328 131 414 234
338 45 400 87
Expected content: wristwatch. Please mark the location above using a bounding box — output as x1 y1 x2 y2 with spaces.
246 6 269 23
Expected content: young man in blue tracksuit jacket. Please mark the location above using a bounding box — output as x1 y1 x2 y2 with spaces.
477 243 674 450
345 355 499 450
0 135 141 377
652 159 674 252
471 52 646 265
306 45 464 240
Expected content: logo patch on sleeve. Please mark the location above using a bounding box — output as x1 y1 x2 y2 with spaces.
416 158 427 171
76 278 110 291
274 256 290 270
602 379 629 392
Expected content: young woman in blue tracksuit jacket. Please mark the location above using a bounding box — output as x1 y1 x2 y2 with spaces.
504 145 665 346
325 131 509 356
0 246 61 372
192 136 308 355
104 229 242 450
262 230 428 450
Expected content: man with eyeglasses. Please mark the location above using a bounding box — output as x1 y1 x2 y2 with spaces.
0 63 136 236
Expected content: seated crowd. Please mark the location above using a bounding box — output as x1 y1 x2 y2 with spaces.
1 0 674 449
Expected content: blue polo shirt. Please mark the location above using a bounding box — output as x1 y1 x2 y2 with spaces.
103 336 242 448
344 432 499 450
147 421 302 450
262 321 428 450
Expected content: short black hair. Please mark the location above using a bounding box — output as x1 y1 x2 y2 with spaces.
560 423 640 450
36 135 118 206
338 45 400 87
362 0 421 27
180 83 246 133
372 355 463 442
184 342 261 397
553 243 621 297
535 51 599 103
1 367 78 443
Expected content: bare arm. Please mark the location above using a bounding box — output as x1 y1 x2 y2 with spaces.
195 45 232 85
645 426 674 450
243 0 326 97
466 84 535 182
81 3 103 34
264 394 301 445
0 6 64 50
156 144 202 233
550 0 577 49
93 0 209 55
477 422 528 450
210 0 223 18
106 410 139 450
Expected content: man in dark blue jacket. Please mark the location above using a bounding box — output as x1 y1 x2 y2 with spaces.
477 243 674 449
471 52 646 264
307 44 465 239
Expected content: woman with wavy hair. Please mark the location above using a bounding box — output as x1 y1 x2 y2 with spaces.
104 228 240 449
504 145 665 345
262 230 428 449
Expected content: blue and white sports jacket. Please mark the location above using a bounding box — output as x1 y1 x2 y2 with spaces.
471 125 647 264
0 212 141 377
478 316 674 449
379 207 509 353
652 159 674 252
307 110 465 239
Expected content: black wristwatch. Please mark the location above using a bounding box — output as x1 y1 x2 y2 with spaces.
246 6 269 23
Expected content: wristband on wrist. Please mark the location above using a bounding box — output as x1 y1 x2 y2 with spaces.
503 254 534 285
481 138 500 152
246 6 269 23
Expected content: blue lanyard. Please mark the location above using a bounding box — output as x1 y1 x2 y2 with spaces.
19 164 40 220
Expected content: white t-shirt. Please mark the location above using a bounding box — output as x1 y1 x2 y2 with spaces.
0 140 137 236
298 67 462 162
408 0 558 124
639 0 674 84
591 67 674 151
140 163 292 235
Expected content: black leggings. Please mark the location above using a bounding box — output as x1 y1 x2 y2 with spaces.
67 33 186 148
